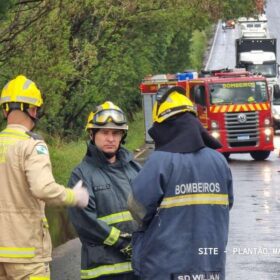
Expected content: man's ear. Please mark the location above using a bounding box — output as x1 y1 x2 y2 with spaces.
27 107 38 118
89 130 94 141
2 109 8 118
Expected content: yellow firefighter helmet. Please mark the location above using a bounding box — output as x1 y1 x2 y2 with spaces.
152 86 196 123
0 75 43 111
86 101 128 130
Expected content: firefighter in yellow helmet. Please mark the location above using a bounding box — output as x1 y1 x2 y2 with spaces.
68 101 141 280
152 85 197 123
85 101 129 144
128 86 233 280
0 75 89 280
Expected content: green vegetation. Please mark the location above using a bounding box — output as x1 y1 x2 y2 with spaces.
124 111 145 151
49 140 87 185
0 0 255 138
190 30 208 71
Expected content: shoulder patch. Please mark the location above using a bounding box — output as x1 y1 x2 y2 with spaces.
25 131 44 140
35 145 49 155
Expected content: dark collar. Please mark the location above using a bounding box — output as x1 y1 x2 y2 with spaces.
85 142 133 166
148 113 222 153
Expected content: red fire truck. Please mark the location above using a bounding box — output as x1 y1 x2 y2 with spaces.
140 70 274 160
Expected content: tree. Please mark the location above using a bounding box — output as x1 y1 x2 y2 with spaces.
0 0 256 137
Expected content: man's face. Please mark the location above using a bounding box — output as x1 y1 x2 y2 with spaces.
94 128 124 154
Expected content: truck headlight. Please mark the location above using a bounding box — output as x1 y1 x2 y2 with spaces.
264 128 272 136
273 110 280 120
211 131 220 139
211 121 219 129
264 118 271 126
274 114 280 120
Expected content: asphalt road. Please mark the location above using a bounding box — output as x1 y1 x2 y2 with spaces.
207 0 280 71
225 138 280 280
202 2 280 276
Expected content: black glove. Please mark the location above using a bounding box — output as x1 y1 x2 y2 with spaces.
120 243 132 260
115 232 132 260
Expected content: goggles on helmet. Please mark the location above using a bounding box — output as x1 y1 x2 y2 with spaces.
91 109 127 126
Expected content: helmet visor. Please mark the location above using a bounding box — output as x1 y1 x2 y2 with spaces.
92 109 127 125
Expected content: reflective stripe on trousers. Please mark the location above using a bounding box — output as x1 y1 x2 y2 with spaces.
30 277 50 280
0 247 35 258
0 262 50 280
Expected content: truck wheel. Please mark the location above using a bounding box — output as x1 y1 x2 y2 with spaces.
250 151 270 161
222 153 230 160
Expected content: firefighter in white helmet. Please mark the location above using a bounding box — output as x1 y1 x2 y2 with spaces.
128 86 233 280
68 101 141 280
0 75 89 280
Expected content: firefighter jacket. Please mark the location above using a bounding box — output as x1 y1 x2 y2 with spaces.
0 124 76 263
129 148 233 280
68 142 141 279
128 113 233 280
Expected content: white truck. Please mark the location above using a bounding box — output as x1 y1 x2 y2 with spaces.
236 37 277 84
235 37 280 131
238 15 268 38
272 85 280 132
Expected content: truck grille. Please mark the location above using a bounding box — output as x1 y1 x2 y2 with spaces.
225 111 259 147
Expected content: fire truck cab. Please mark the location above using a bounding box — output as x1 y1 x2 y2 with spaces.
188 70 273 160
140 70 274 160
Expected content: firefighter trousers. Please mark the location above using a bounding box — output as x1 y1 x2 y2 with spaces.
0 262 50 280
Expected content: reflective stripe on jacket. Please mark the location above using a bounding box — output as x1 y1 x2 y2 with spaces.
81 262 132 279
129 147 233 280
68 143 141 279
0 124 76 263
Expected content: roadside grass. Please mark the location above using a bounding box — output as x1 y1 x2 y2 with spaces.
189 29 208 70
124 111 145 152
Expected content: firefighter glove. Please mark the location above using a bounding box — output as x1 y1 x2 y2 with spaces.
73 180 89 208
120 243 132 260
114 232 132 259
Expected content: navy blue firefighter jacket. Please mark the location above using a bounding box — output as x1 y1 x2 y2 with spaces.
128 113 233 280
68 143 141 279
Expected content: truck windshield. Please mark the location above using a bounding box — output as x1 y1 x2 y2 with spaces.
273 98 280 105
246 64 276 77
210 81 268 105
